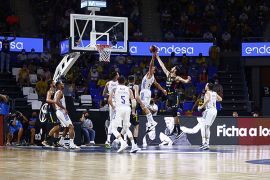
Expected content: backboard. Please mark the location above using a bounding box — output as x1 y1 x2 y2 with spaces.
70 13 128 53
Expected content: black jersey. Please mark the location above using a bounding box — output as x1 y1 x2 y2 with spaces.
46 89 55 112
128 83 136 97
166 74 177 94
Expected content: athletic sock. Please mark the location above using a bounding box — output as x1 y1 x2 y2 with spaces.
106 134 111 143
70 139 74 145
146 113 154 124
175 124 181 134
134 137 137 144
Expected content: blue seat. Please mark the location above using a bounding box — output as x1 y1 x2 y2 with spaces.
216 102 222 111
196 83 206 94
208 66 218 80
183 102 194 112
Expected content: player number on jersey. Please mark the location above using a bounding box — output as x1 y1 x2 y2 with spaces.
121 96 125 104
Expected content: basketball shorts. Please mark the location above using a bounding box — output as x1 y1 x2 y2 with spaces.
202 108 217 126
112 106 131 128
56 110 73 128
166 93 179 117
130 113 139 126
9 121 23 135
140 89 152 107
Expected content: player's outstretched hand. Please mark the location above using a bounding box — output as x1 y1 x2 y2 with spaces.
187 76 192 82
162 89 167 95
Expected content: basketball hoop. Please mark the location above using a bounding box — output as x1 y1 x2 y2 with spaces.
96 44 112 62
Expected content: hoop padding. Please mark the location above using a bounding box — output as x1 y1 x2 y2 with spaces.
96 45 112 62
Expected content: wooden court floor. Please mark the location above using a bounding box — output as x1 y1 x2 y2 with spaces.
1 145 270 180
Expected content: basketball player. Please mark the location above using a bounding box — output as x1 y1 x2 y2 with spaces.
108 76 139 153
103 71 119 148
140 52 167 132
42 80 60 147
127 75 140 143
54 80 79 149
198 83 222 150
156 55 191 138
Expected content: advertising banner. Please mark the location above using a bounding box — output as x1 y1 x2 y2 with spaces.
60 40 213 57
242 42 270 56
237 118 270 145
0 36 44 52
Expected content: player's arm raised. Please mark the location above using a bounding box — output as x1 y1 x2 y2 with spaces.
198 91 210 110
153 79 167 95
175 76 191 84
147 53 156 78
156 55 170 77
108 89 115 109
102 82 109 97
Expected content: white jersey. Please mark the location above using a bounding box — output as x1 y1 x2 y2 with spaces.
54 90 66 110
108 80 118 94
141 74 155 90
206 91 217 109
114 85 130 107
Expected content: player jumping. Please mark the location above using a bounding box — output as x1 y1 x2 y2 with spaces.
156 55 191 138
139 49 167 132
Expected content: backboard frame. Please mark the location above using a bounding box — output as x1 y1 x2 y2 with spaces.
70 13 128 53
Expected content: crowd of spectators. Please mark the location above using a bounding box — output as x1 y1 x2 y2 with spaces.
30 0 142 48
158 0 270 50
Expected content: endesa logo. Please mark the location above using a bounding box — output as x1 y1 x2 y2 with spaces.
242 42 270 56
0 36 43 52
128 42 213 56
61 40 213 56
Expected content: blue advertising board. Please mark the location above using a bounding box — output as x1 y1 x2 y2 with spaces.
0 36 44 53
242 42 270 57
60 39 213 56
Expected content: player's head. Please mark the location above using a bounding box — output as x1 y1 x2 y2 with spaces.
170 65 181 76
118 76 126 85
128 75 135 83
47 80 55 89
56 80 64 90
205 83 214 91
111 71 119 80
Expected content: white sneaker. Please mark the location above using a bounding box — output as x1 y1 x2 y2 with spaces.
69 143 80 149
130 144 141 153
146 121 158 133
117 141 128 153
142 143 147 148
159 141 168 146
90 141 95 144
58 139 65 146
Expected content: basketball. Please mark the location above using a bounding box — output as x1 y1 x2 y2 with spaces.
150 45 158 53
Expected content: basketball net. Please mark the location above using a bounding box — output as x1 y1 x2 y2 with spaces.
96 44 112 63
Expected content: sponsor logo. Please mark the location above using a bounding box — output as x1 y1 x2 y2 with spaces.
242 42 270 56
0 36 43 52
217 124 270 137
62 40 213 56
